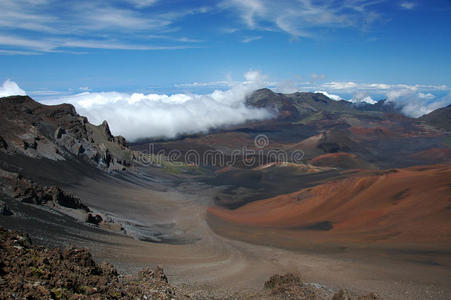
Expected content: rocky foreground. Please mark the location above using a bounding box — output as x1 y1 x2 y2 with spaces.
0 227 178 300
0 227 381 300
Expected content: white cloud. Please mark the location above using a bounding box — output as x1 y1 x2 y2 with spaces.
314 91 342 101
0 80 27 97
242 36 262 43
0 35 55 52
349 92 377 104
317 81 447 94
173 77 451 118
222 0 266 29
0 49 41 56
174 80 235 88
322 81 358 90
244 70 267 82
385 89 451 117
4 76 451 141
0 35 197 53
221 0 382 38
60 39 195 51
400 2 416 10
418 92 435 100
0 0 207 54
42 71 274 141
126 0 158 8
302 80 451 115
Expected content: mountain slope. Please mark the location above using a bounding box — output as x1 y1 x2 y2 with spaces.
420 104 451 131
246 88 402 123
246 88 357 121
0 95 133 172
209 165 451 245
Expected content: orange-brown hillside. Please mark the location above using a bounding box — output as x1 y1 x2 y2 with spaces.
208 165 451 245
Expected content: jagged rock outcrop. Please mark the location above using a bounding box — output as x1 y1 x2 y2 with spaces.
0 95 134 172
86 213 103 225
0 169 89 212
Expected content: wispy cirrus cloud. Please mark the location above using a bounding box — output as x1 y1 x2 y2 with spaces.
0 49 41 55
126 0 158 8
0 35 197 53
0 0 209 54
400 2 416 10
242 36 262 43
220 0 385 38
0 35 56 52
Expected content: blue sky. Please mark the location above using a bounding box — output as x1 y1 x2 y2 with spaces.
0 0 450 95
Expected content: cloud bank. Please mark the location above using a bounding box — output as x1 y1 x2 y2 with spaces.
41 71 274 141
0 79 26 97
386 89 451 118
2 74 450 140
309 81 450 115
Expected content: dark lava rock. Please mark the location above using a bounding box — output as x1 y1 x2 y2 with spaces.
264 273 318 299
12 174 89 212
23 139 38 150
0 200 13 216
0 136 7 150
86 213 103 225
0 227 179 299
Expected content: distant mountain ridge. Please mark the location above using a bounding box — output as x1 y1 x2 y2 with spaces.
246 88 401 121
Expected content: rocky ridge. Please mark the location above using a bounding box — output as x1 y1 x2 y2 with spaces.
0 95 134 172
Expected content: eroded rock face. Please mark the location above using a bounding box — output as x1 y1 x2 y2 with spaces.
0 95 134 172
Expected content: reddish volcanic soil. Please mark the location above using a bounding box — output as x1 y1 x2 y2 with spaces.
208 165 451 247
